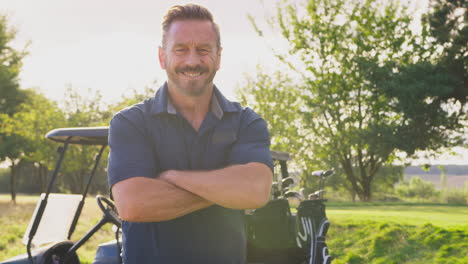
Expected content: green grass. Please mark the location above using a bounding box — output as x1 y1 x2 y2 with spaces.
1 195 467 263
325 202 468 263
0 194 115 264
327 202 468 228
328 222 467 264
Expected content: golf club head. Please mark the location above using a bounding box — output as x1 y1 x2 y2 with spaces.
307 190 326 200
314 189 326 198
312 170 334 178
308 193 319 200
322 170 334 178
284 191 304 200
281 177 297 189
312 170 325 177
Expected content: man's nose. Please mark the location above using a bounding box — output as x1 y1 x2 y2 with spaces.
185 50 201 66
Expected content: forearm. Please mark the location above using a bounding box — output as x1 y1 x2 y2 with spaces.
112 177 212 222
162 162 272 209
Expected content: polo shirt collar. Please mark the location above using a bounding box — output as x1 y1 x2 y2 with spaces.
151 82 239 119
151 82 170 115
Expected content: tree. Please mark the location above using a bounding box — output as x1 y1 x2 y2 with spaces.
373 0 467 159
237 69 304 158
237 69 305 186
11 89 66 193
424 0 467 104
107 82 157 116
0 15 28 203
58 84 157 194
59 86 109 193
238 69 337 194
0 15 27 115
249 0 419 201
0 115 28 203
246 0 466 201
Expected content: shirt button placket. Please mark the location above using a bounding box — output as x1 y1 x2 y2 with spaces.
190 135 202 169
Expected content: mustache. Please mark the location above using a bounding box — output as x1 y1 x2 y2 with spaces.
175 65 207 73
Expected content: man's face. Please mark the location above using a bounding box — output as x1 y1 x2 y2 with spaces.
159 20 221 97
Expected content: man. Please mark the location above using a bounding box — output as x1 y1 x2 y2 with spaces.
107 4 273 264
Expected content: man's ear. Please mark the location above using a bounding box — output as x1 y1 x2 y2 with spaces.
158 46 166 70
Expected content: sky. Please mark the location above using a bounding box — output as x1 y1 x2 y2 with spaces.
0 0 466 165
1 0 284 103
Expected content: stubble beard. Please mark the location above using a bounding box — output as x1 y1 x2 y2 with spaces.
167 64 217 97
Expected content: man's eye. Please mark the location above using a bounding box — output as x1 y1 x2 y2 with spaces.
198 49 210 54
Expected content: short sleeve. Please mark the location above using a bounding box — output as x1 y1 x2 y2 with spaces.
107 112 157 188
228 111 273 171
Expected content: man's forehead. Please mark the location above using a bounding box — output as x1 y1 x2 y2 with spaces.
168 19 214 30
166 20 217 43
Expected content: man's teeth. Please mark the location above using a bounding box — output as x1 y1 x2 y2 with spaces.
183 72 202 77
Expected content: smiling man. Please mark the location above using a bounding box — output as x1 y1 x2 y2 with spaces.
107 4 273 264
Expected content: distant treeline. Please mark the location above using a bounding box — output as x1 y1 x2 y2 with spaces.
0 163 108 195
405 165 468 175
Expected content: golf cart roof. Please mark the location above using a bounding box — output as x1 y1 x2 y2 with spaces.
271 150 290 161
45 127 109 145
44 127 291 161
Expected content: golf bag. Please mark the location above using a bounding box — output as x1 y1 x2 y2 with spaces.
246 198 332 264
246 199 303 264
295 200 332 264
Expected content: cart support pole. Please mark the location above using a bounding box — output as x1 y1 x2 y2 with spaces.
68 144 107 239
280 160 289 179
27 140 70 264
64 217 108 262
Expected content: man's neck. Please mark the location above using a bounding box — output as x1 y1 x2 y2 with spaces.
167 84 213 131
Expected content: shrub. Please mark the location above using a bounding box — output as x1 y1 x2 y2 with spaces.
395 176 439 200
442 189 467 204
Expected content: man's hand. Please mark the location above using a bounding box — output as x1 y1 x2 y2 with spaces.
158 170 175 182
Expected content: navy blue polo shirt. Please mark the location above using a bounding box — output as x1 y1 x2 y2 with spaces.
107 83 273 264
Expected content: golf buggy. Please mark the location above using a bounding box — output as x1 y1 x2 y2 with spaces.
1 126 333 264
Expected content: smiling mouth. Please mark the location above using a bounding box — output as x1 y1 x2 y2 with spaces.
181 71 203 78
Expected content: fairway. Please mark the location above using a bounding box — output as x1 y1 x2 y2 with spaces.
1 195 467 264
327 203 468 228
325 203 467 264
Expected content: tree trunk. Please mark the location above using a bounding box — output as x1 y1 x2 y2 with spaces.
42 164 48 192
10 160 17 205
80 169 85 193
341 156 381 202
33 164 39 193
38 163 47 193
37 164 43 193
361 181 372 202
359 161 382 202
